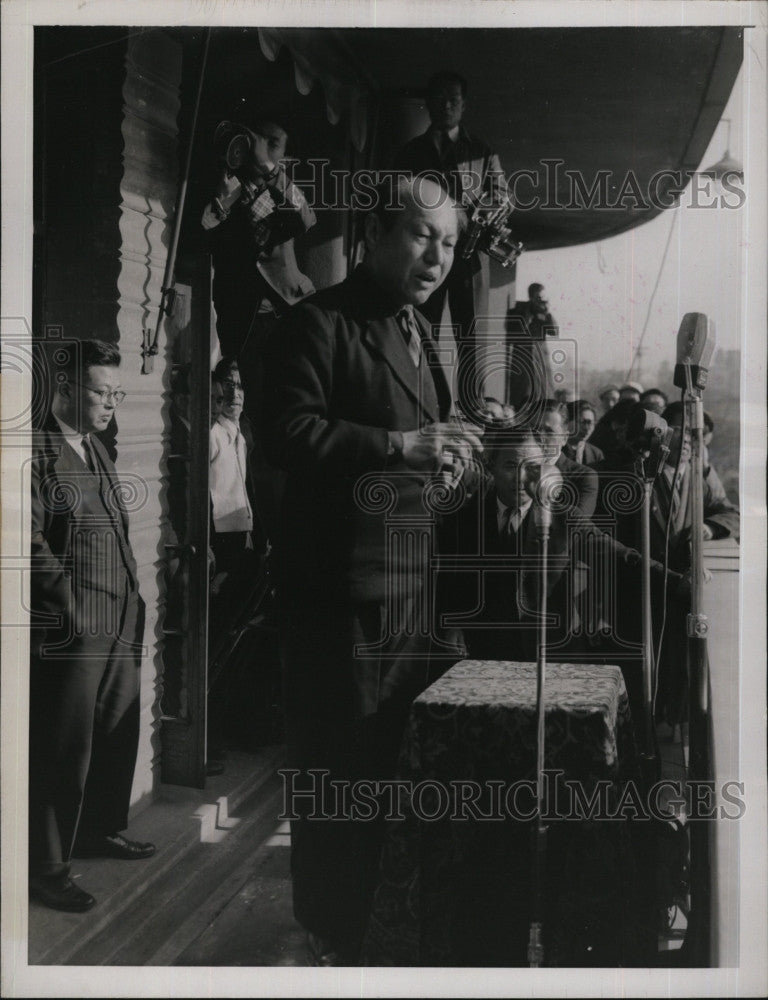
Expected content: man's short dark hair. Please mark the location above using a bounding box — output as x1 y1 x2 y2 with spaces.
484 423 543 467
608 399 641 426
566 399 596 423
703 411 714 434
57 339 120 381
426 71 468 98
541 398 568 422
528 282 544 298
213 356 239 384
357 175 466 247
641 387 668 405
662 401 684 424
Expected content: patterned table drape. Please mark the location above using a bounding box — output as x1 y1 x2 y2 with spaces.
363 660 649 967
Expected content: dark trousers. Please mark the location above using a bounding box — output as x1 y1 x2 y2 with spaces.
280 591 441 958
29 586 144 877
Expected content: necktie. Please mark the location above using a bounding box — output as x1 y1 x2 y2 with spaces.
81 435 97 474
500 506 520 537
397 309 422 368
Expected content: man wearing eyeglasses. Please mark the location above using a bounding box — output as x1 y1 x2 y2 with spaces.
29 339 153 914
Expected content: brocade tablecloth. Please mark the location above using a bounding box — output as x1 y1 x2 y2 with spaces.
363 660 646 967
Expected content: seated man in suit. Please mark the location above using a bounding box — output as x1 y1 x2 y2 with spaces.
537 398 599 518
439 420 691 725
563 399 603 468
29 340 154 913
589 397 637 465
593 400 738 724
438 427 581 662
701 409 732 505
598 383 620 415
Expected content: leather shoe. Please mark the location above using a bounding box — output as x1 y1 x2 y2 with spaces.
30 875 95 912
78 833 156 860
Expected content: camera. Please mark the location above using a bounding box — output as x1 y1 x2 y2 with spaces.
213 120 256 175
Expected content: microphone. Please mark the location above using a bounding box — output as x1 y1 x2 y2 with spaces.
627 405 672 480
673 313 716 391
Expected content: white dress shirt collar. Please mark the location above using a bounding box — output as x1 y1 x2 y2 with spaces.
52 414 88 464
496 495 533 534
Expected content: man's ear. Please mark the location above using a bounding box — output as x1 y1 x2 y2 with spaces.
56 379 72 403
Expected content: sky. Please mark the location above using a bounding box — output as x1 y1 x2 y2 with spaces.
512 60 748 382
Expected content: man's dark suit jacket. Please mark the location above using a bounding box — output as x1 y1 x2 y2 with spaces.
555 451 599 520
437 483 583 662
595 457 740 573
562 440 604 468
260 264 452 604
649 465 739 572
504 300 558 407
30 413 144 870
438 476 679 668
31 415 140 641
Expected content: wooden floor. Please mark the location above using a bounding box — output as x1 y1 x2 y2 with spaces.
27 746 309 967
28 735 691 968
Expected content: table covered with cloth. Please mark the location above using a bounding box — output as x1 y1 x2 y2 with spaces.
362 660 653 967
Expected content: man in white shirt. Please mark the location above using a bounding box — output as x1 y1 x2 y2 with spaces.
209 359 256 574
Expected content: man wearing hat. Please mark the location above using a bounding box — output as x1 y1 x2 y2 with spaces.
598 384 620 415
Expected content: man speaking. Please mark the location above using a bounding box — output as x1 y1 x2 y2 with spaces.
261 175 482 965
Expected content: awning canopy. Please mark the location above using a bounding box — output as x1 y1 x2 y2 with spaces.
237 26 743 251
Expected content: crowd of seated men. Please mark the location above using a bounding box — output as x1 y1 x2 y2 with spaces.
435 388 739 732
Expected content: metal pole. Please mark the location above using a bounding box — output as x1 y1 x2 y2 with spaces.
682 388 712 965
639 478 658 781
144 28 211 371
528 525 549 968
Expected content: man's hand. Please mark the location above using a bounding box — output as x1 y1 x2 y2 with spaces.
702 523 714 541
242 129 276 181
214 169 242 202
401 422 483 475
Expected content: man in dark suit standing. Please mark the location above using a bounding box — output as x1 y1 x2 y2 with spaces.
505 283 558 408
29 340 153 913
394 71 506 350
261 176 482 964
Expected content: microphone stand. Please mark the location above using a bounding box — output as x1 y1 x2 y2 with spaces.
672 313 715 966
633 433 670 789
527 500 551 968
680 373 712 966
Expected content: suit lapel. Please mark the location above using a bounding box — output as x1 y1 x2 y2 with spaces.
362 315 442 423
90 435 131 536
412 309 452 418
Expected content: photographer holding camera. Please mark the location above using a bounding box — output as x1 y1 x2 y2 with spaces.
201 118 316 358
504 282 559 408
